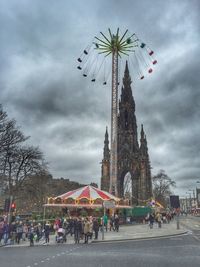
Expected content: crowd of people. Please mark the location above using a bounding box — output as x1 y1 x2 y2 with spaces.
0 211 176 246
53 214 120 244
0 214 120 246
146 211 174 229
0 218 52 246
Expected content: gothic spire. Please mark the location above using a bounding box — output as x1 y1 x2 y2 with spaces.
120 61 135 110
123 60 132 88
103 127 110 160
144 134 149 155
118 62 139 152
141 124 145 140
140 124 147 155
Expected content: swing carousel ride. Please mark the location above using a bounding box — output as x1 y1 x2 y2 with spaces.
76 28 157 198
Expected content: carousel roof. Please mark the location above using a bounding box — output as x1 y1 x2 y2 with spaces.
55 185 120 202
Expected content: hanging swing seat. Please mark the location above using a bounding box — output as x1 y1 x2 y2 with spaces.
140 76 144 80
152 60 157 65
126 38 132 44
77 66 82 70
84 50 88 55
83 74 87 77
148 68 153 73
91 79 95 82
77 58 82 62
149 51 154 56
103 82 107 85
140 43 146 48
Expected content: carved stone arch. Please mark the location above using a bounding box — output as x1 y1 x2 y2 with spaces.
118 169 127 198
117 168 135 198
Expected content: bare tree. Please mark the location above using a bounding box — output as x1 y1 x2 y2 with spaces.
18 170 52 212
0 106 27 192
152 169 176 208
0 105 48 200
5 146 47 198
0 106 27 152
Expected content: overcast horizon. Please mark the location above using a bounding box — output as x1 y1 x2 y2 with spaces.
0 0 199 197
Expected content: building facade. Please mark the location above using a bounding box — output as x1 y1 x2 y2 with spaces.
101 62 152 205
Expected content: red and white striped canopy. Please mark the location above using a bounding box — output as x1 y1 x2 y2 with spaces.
56 185 120 202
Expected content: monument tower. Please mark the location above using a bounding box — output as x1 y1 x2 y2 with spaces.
101 62 152 205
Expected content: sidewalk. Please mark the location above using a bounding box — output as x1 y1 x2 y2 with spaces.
93 220 187 243
1 221 188 248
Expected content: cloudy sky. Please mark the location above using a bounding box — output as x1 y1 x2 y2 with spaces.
0 0 199 197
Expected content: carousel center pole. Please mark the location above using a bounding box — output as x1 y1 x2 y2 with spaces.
110 47 118 196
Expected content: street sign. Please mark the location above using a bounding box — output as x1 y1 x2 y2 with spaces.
170 195 180 208
103 200 115 209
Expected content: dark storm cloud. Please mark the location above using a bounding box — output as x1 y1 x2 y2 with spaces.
0 0 199 195
137 43 200 192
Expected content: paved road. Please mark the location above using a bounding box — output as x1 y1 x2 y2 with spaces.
180 215 200 242
0 216 199 267
0 233 200 267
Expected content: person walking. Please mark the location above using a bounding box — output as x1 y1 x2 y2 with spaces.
44 222 51 244
93 218 99 240
149 213 155 229
3 222 10 245
156 212 162 228
109 215 115 231
10 221 16 245
98 216 103 232
103 214 108 232
68 217 74 236
22 223 28 241
28 224 35 247
114 215 119 232
83 218 90 244
88 217 93 240
0 219 5 244
16 221 23 244
74 218 82 244
35 223 43 242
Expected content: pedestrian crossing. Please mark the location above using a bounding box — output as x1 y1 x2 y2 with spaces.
25 245 82 267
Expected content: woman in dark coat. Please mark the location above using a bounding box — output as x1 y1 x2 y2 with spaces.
149 213 155 229
44 222 51 244
74 218 82 244
93 218 99 240
114 215 120 232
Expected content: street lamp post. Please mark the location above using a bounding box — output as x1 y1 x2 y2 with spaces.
196 181 200 208
7 195 13 224
186 192 192 213
188 189 195 209
185 196 188 213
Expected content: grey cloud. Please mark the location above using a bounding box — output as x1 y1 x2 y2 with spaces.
0 0 199 195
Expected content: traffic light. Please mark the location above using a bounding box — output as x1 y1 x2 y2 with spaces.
4 198 10 212
11 202 16 212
